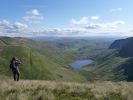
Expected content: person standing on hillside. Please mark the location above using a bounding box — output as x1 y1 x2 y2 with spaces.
10 57 21 81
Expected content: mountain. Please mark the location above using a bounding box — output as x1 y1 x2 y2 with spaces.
0 37 86 82
109 37 133 57
1 36 132 82
109 37 133 81
82 37 133 81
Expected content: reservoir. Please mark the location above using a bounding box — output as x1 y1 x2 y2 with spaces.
70 59 94 69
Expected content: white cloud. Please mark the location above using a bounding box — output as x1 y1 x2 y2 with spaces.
85 20 125 30
13 22 28 29
0 20 131 37
112 20 125 25
7 22 28 34
27 9 40 16
0 18 129 37
90 16 99 20
0 20 28 36
0 20 10 26
31 28 94 36
85 24 100 29
30 28 133 37
71 17 89 25
23 9 44 23
71 16 99 25
110 8 122 12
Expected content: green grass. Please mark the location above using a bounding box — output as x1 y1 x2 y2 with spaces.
82 56 130 81
0 80 132 100
0 45 86 82
0 36 132 82
0 37 133 99
0 37 87 82
38 49 79 67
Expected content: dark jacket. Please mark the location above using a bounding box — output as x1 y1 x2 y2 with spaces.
10 60 21 69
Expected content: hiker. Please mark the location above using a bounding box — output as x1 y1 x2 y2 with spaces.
10 57 21 81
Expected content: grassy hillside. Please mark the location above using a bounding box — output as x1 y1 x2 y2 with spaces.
91 57 129 81
0 80 133 100
81 53 133 81
80 37 133 82
1 36 132 82
81 48 133 81
0 37 87 82
116 58 133 81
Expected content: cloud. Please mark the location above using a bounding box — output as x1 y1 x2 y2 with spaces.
90 16 99 20
13 22 28 29
0 20 91 36
0 20 28 36
31 28 133 37
28 9 40 16
85 20 125 30
0 18 128 37
7 22 28 33
110 8 122 12
71 17 89 25
85 24 100 29
0 20 131 37
0 20 10 26
31 28 93 36
23 9 44 23
71 16 99 25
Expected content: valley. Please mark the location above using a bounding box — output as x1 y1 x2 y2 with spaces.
0 36 132 82
1 0 133 99
0 37 103 80
0 36 133 100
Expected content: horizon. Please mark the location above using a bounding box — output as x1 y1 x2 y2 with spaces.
0 0 133 37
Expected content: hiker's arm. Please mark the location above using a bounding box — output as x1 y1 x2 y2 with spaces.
17 60 21 64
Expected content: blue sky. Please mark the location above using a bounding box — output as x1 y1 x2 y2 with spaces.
0 0 133 37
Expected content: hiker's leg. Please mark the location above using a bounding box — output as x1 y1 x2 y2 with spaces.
16 72 20 81
13 73 16 81
12 69 16 81
16 68 20 81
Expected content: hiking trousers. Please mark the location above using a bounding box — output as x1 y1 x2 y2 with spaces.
12 67 20 81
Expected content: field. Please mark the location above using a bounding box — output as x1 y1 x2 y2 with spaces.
0 80 133 100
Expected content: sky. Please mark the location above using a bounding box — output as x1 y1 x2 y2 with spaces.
0 0 133 37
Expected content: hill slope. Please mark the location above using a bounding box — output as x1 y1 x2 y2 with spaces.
82 37 133 81
0 37 86 82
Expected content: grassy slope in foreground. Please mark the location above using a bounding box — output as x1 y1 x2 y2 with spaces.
0 80 133 100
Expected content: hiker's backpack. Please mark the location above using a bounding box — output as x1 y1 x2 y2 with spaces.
9 60 15 69
10 63 13 69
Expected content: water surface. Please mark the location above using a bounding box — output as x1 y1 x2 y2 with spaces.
70 59 94 69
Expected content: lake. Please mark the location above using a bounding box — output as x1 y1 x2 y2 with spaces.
70 59 94 69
